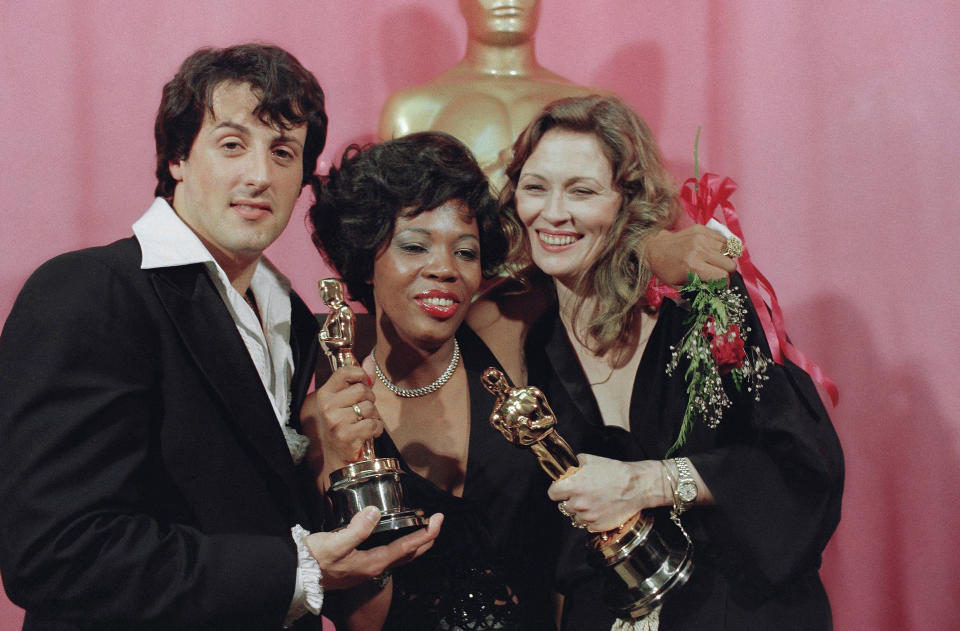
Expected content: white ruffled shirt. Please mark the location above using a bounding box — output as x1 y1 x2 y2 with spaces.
132 198 321 623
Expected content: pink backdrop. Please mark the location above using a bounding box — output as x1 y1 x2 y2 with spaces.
2 2 958 629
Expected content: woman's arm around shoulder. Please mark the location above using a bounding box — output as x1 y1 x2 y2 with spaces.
467 276 553 386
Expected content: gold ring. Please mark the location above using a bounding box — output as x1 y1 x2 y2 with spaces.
721 235 743 259
557 501 573 518
570 516 587 529
352 403 364 421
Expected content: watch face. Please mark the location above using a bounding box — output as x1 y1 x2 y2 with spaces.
679 482 697 502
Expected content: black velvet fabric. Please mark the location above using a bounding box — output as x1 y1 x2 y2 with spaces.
0 237 324 631
524 277 844 631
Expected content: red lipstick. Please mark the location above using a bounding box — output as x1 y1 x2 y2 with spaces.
415 289 460 319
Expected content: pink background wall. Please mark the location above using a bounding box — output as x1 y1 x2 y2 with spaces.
2 1 958 629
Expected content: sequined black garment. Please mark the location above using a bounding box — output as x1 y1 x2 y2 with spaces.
374 326 562 631
383 503 523 630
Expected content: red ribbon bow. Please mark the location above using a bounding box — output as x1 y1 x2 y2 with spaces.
678 173 839 406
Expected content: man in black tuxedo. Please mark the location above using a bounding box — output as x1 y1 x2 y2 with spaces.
0 43 440 630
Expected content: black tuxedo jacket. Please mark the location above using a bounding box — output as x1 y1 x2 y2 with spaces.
0 237 323 630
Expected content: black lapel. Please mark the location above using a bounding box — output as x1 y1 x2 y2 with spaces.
150 264 300 493
627 299 697 459
288 293 320 432
459 325 503 497
540 308 606 432
533 305 668 461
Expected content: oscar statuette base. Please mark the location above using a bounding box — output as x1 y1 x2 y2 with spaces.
328 456 426 549
590 513 693 618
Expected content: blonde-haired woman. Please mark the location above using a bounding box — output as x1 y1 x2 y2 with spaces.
488 95 844 630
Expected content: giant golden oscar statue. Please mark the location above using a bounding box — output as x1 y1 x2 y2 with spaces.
380 0 605 190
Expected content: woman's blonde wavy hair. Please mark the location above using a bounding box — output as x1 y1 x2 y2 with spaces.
500 95 678 356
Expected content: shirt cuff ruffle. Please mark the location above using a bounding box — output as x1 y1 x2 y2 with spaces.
283 426 310 465
285 524 323 627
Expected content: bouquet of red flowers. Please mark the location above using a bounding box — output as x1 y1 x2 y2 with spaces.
664 273 770 456
657 131 837 456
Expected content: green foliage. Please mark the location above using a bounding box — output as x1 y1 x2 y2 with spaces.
664 273 769 456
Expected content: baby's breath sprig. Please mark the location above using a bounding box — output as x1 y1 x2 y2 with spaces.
665 273 770 456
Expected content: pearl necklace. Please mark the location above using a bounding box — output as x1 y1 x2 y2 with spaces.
372 340 460 398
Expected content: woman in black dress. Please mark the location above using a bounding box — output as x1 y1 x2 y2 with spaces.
494 95 844 630
304 132 563 630
303 127 743 631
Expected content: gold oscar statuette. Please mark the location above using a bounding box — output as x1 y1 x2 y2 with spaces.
319 279 426 546
481 367 693 619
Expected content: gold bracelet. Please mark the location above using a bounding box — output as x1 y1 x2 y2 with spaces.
662 459 678 487
661 460 678 505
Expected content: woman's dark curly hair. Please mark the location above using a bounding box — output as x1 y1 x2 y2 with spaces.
309 132 506 311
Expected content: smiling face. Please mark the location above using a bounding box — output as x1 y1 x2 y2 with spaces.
459 0 540 45
169 81 307 277
514 129 622 289
371 200 482 351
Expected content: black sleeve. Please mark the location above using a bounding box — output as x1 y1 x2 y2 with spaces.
686 276 844 589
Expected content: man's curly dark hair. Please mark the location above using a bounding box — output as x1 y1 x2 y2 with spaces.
309 132 506 312
154 43 327 198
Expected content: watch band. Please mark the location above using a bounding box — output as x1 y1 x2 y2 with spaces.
672 457 698 516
